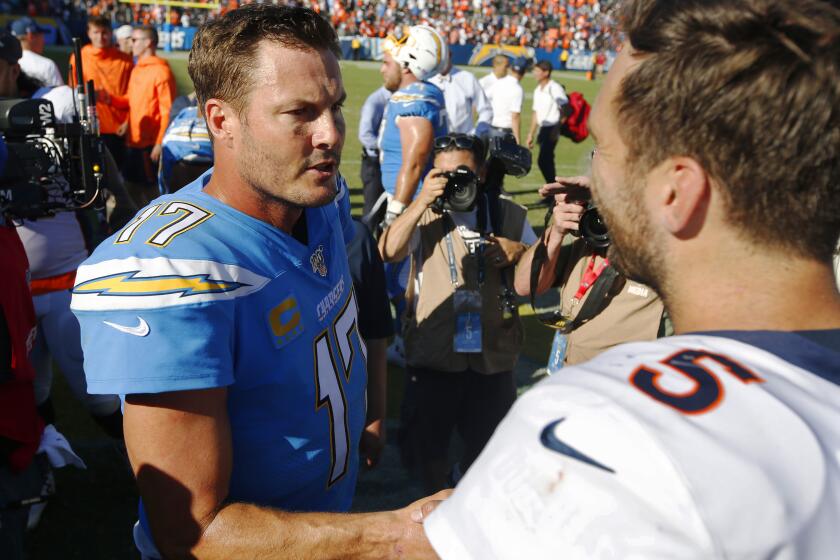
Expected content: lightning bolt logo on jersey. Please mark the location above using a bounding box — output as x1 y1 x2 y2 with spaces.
71 171 366 549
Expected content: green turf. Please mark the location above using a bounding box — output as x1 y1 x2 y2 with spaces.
44 47 601 220
26 48 602 558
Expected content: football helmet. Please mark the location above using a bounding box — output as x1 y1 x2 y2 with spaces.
388 25 447 81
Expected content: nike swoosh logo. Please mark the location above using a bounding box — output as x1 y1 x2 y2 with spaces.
103 317 150 337
540 418 615 474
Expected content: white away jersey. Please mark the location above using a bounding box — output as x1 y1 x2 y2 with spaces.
425 331 840 559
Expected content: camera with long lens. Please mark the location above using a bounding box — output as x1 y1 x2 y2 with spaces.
432 165 480 212
0 39 103 221
576 203 610 249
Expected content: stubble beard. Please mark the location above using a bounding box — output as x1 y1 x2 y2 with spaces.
592 165 668 295
237 124 340 211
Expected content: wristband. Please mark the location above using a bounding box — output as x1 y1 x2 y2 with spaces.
386 199 407 217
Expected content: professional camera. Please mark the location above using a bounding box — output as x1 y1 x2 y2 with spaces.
574 203 610 249
487 133 531 177
432 165 479 212
0 39 104 221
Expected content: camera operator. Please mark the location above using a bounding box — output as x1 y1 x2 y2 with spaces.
0 31 133 442
379 133 536 493
514 176 667 367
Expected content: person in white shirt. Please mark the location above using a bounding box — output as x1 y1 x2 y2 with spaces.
421 1 840 558
488 57 525 144
428 53 492 136
526 60 569 185
484 57 526 200
478 54 509 101
10 17 63 87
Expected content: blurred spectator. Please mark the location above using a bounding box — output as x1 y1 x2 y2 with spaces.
379 133 535 492
114 24 133 55
478 54 509 99
158 102 212 194
68 15 133 169
104 25 176 205
10 16 63 87
526 60 568 185
358 85 391 217
428 51 492 136
489 56 525 145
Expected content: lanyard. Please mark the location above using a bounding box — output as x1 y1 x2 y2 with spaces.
573 255 609 301
443 221 485 288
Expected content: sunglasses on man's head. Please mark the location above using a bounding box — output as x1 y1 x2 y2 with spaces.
433 135 481 153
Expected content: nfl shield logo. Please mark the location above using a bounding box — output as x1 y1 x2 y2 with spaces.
310 245 328 277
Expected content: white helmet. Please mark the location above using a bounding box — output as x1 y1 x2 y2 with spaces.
391 25 448 81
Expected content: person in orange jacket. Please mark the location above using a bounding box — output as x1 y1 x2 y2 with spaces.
102 25 177 205
68 15 133 169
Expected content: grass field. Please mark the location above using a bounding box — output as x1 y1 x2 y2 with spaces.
27 48 603 559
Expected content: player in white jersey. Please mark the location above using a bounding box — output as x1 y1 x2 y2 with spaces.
422 0 840 557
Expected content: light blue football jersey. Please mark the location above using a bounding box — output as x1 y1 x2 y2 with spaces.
378 81 448 197
71 170 366 546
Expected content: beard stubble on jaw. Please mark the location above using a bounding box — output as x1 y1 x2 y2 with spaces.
237 126 340 210
592 167 668 295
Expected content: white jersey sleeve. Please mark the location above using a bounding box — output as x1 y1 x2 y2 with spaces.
425 333 840 559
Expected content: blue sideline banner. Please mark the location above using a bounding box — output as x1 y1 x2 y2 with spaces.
157 25 198 51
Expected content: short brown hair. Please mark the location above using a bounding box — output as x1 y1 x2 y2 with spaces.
535 60 553 74
87 15 110 31
617 0 840 262
189 4 339 117
136 24 158 48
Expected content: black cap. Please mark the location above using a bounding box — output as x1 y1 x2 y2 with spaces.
0 31 22 65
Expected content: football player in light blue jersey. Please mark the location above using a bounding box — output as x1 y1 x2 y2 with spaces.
377 26 449 226
71 6 445 559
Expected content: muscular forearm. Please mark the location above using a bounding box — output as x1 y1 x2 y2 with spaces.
189 503 425 560
514 228 566 296
379 197 426 262
393 161 425 206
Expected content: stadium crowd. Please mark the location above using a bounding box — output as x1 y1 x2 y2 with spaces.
16 0 619 51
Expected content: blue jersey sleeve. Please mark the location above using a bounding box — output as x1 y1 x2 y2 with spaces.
71 250 271 395
73 301 235 395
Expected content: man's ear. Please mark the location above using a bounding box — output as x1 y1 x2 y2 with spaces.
11 63 20 82
204 98 237 149
652 156 710 239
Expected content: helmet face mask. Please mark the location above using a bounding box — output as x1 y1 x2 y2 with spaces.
388 25 447 81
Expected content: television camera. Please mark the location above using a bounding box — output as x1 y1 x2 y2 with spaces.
0 39 104 221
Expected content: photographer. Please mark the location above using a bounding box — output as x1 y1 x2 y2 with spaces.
379 133 536 493
514 176 666 366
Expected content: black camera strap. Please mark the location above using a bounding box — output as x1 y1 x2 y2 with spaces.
529 205 619 332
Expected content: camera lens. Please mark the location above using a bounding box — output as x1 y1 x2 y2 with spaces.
580 207 610 249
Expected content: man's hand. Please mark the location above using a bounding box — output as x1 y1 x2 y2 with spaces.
116 120 128 137
526 132 535 149
407 489 452 523
485 235 526 268
417 168 448 209
359 418 386 470
540 176 590 237
151 144 163 163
